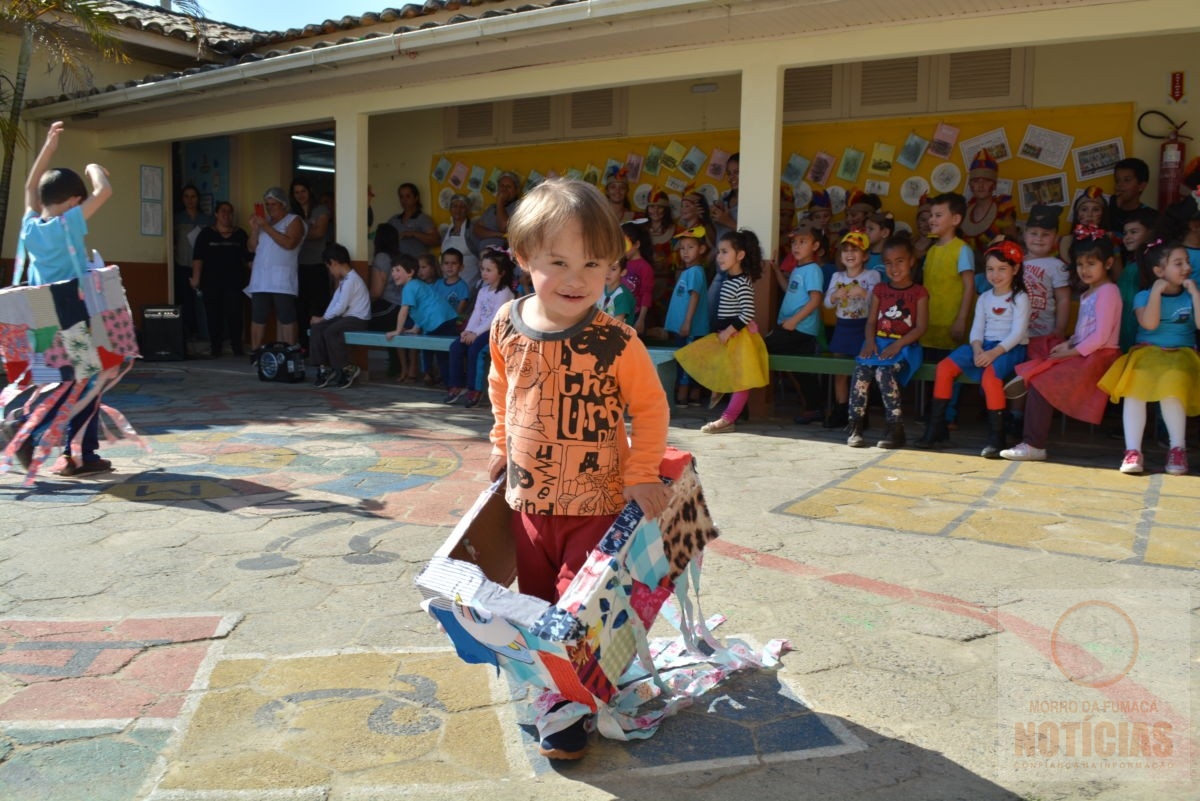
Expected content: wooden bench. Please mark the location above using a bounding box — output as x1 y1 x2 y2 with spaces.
345 332 680 392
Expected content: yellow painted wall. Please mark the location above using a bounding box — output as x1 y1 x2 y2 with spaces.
369 109 444 227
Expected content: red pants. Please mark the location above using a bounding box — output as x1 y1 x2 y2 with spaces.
512 511 618 603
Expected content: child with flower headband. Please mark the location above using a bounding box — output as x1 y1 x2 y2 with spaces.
1001 225 1123 462
1097 239 1200 475
674 229 769 433
823 229 881 428
917 238 1030 457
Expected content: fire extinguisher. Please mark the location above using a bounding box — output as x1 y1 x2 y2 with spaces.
1138 110 1192 210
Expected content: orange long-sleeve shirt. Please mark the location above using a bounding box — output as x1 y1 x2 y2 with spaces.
488 298 669 516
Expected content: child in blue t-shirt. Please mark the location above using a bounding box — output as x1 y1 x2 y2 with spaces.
386 254 460 385
665 225 711 406
1098 241 1200 476
435 248 471 323
764 221 826 423
9 121 113 476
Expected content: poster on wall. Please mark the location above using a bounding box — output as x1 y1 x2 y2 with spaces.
432 156 452 183
449 162 469 188
1018 125 1074 169
644 145 664 176
625 152 644 182
929 122 959 159
679 146 707 179
897 132 929 170
959 129 1011 164
1017 173 1069 213
836 148 863 182
707 148 730 180
468 165 486 191
900 176 929 206
661 140 687 172
864 179 890 196
1073 138 1125 182
869 142 895 176
782 153 810 185
180 136 230 214
808 151 836 185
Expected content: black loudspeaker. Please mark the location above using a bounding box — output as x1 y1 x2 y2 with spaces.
141 305 185 361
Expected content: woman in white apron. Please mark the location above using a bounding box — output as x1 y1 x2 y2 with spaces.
441 194 481 287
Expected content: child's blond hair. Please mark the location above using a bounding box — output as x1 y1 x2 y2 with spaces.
507 178 624 265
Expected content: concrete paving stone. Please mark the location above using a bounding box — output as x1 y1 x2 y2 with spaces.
888 604 1000 642
850 631 986 677
801 667 957 730
6 503 107 528
298 555 411 588
0 729 171 801
205 575 335 613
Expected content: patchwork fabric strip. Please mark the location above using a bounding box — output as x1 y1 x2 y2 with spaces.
0 266 145 484
415 449 788 745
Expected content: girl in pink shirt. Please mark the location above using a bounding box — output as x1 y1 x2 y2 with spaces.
1001 226 1123 461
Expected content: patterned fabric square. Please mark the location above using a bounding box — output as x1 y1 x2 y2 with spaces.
49 280 87 330
565 638 615 703
0 322 31 364
101 308 138 357
99 267 128 311
597 595 637 685
538 652 597 710
89 313 113 352
42 334 70 369
59 321 101 379
625 520 670 588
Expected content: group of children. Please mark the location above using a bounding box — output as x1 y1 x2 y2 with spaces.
643 153 1199 475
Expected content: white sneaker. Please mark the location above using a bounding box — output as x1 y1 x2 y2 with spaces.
999 442 1046 461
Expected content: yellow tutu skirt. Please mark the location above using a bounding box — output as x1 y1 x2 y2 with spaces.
1097 346 1200 416
674 327 769 393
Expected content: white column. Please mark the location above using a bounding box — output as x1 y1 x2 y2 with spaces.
334 111 369 262
736 59 784 259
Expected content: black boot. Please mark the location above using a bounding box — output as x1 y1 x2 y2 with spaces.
877 421 906 449
846 419 866 448
824 403 849 429
915 399 950 449
981 410 1006 459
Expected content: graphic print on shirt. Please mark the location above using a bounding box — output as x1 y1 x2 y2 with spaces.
878 297 914 336
502 318 631 515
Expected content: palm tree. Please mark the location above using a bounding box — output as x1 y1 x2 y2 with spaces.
0 1 204 263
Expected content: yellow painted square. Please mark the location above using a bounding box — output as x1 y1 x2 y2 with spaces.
160 651 509 793
872 450 1011 478
1153 493 1200 527
784 487 961 534
839 466 992 504
987 482 1142 524
369 456 458 477
1143 527 1200 569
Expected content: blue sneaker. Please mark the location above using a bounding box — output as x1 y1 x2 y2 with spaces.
538 716 589 760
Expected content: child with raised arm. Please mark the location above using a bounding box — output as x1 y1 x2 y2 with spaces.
1097 240 1200 475
847 235 929 448
12 121 113 476
487 178 670 761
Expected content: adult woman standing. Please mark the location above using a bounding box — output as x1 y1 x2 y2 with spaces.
387 183 438 259
712 152 739 241
190 201 250 358
291 179 332 347
247 187 305 358
473 172 520 252
174 184 213 351
604 171 635 223
441 194 481 286
645 190 676 331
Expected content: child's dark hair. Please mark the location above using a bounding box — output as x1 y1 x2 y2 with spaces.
719 228 763 281
882 230 916 259
867 211 896 236
480 246 516 287
373 222 399 258
322 242 351 265
417 253 440 278
982 238 1027 297
38 168 87 207
930 192 967 219
621 221 654 263
1124 206 1159 232
391 253 418 274
1068 231 1116 264
441 247 463 262
1138 238 1185 290
1114 157 1150 185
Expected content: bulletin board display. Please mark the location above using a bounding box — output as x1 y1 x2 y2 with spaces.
425 102 1133 235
